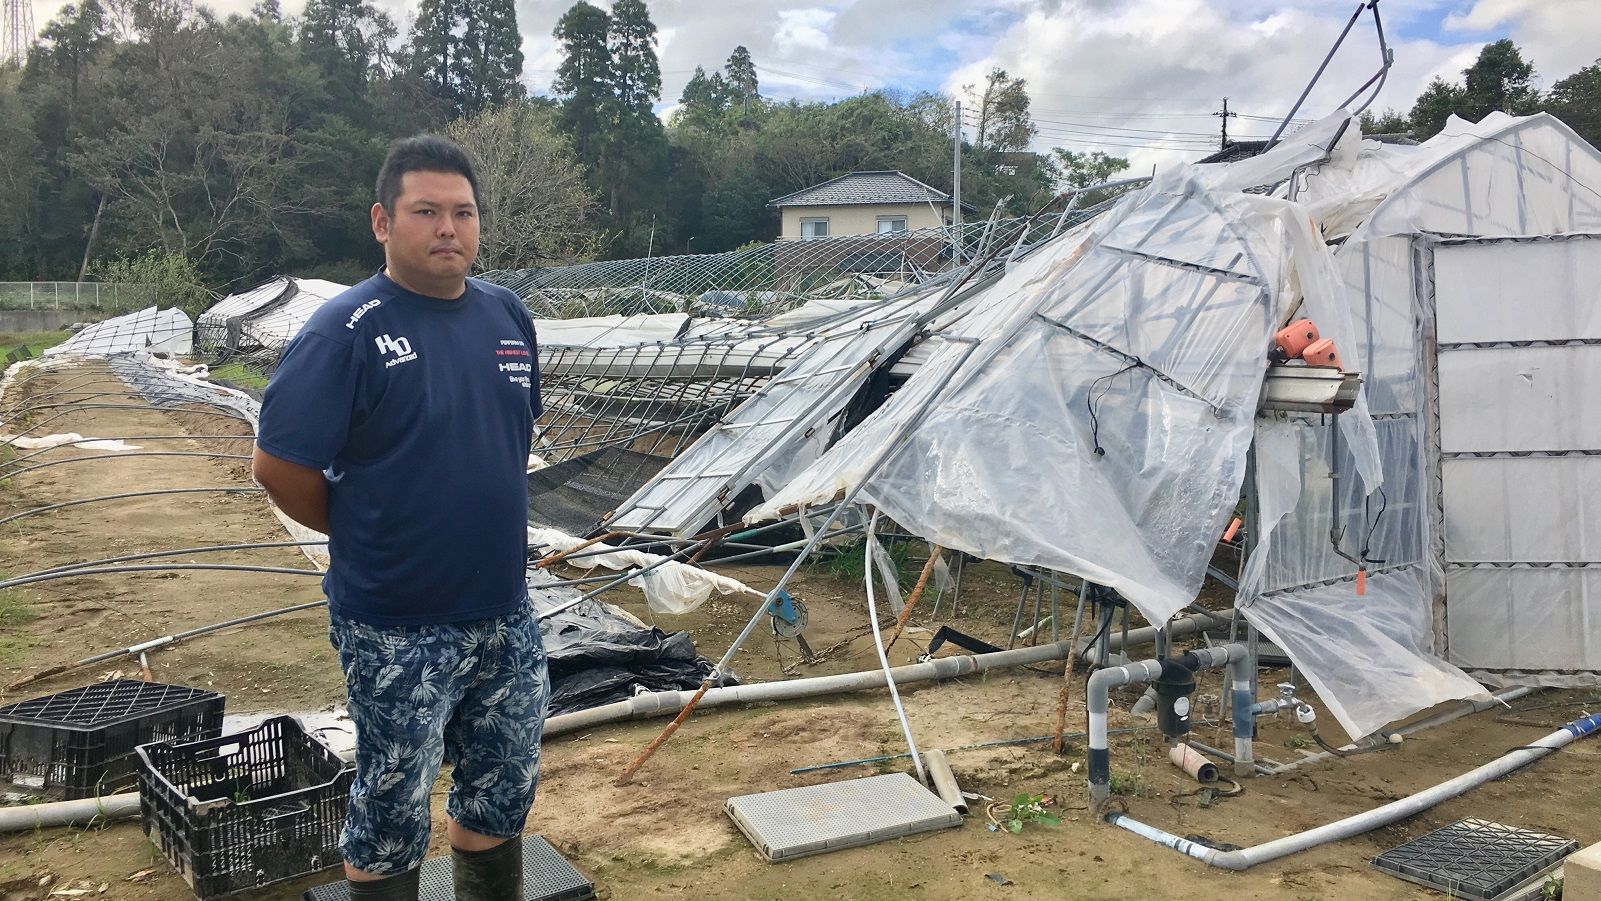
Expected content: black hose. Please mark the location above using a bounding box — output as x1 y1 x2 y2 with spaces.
0 397 252 434
24 540 329 579
0 451 252 480
0 487 264 527
6 405 251 444
0 563 322 591
1309 726 1394 757
5 600 330 693
2 435 255 469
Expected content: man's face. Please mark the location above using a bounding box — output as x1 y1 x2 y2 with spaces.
371 170 480 292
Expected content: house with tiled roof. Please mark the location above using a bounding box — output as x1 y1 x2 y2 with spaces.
767 171 965 239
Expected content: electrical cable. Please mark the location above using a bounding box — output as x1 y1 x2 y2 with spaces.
1085 359 1143 456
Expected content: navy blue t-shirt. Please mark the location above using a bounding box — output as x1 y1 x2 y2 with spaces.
256 272 541 626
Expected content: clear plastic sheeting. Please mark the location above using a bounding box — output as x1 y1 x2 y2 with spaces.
754 162 1345 628
1247 567 1481 739
1239 420 1486 739
45 307 193 357
1430 235 1601 679
0 433 141 451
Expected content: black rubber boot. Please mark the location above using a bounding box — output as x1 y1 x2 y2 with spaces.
453 835 524 901
340 867 421 900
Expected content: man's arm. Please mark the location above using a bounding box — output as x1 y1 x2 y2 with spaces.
252 444 331 535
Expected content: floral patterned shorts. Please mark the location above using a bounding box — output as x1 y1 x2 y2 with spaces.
329 603 549 874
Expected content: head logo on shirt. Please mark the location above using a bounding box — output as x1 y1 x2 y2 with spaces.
345 298 382 329
375 334 418 367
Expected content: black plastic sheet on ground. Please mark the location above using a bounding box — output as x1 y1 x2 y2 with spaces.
529 567 730 717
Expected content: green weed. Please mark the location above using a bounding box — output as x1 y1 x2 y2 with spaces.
999 793 1061 833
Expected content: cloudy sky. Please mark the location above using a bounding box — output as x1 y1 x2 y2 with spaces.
24 0 1601 170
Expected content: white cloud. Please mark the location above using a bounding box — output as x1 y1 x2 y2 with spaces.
1443 0 1601 82
941 0 1478 174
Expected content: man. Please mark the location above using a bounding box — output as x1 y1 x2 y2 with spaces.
254 135 546 901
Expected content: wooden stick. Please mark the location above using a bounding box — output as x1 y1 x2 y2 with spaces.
1052 640 1081 754
885 545 943 651
615 677 716 785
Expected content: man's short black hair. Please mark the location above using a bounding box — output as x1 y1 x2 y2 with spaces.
375 135 482 213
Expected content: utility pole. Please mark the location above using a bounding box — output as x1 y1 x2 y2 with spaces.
1213 97 1238 151
952 99 963 234
2 0 35 66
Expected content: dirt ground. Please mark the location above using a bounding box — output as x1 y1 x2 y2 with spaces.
0 360 1597 901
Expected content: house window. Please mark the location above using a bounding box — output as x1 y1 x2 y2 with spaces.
876 216 908 234
800 217 830 239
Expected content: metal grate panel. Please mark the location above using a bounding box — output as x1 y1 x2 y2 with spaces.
302 835 593 901
725 773 961 862
1371 818 1576 901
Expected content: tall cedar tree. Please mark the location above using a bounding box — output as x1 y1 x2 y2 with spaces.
410 0 523 119
724 46 758 112
601 0 663 219
552 1 610 171
299 0 396 120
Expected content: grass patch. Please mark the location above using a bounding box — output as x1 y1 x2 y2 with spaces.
0 588 32 626
1108 771 1152 798
816 538 915 590
207 361 270 391
0 634 32 667
0 330 72 359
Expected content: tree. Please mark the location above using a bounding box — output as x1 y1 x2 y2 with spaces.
1358 108 1411 135
408 0 461 112
608 0 660 120
1049 148 1127 191
0 67 42 277
91 249 212 318
1409 41 1541 140
598 0 663 220
1545 59 1601 149
552 1 610 169
455 0 524 117
967 68 1035 152
446 101 600 269
408 0 523 118
1461 39 1541 121
299 0 395 116
674 65 728 132
1408 77 1467 140
724 45 758 113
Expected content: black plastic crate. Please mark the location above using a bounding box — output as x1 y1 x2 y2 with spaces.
137 715 354 899
0 679 224 800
